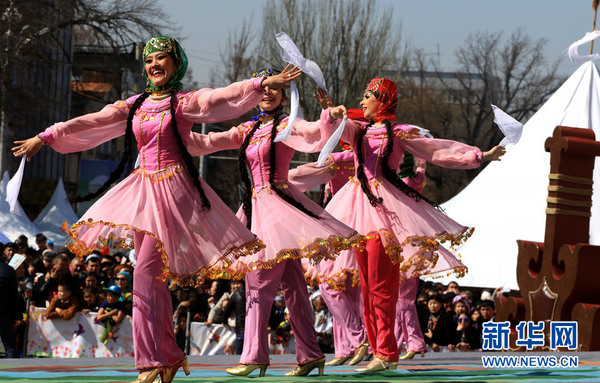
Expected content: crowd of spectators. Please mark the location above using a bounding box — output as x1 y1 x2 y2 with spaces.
0 232 504 358
416 280 501 352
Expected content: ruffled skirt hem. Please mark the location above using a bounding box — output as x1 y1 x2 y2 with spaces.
219 231 363 280
65 220 265 285
306 226 472 291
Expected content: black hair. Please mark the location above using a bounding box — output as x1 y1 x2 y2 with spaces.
478 300 495 310
30 258 46 274
238 115 320 229
238 121 261 229
168 90 211 210
57 282 72 293
355 119 439 208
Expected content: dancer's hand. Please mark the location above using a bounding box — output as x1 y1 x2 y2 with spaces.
261 64 302 89
314 88 334 109
329 105 347 120
482 145 506 161
13 136 44 161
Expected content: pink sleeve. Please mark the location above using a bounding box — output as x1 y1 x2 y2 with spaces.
401 135 483 169
180 78 263 123
281 108 342 153
288 155 336 192
340 119 363 147
187 125 245 156
38 101 130 154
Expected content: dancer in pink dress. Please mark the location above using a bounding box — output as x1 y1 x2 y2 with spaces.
324 78 505 372
289 145 369 367
186 68 362 377
13 38 299 383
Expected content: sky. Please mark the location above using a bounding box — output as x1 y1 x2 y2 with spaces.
156 0 596 88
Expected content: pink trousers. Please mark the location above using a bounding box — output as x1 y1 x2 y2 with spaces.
355 235 400 362
395 277 426 352
240 258 323 365
132 232 184 370
319 274 367 357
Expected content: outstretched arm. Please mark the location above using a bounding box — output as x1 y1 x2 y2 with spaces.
13 101 130 159
181 65 302 124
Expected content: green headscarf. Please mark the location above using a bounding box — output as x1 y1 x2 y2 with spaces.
142 36 188 94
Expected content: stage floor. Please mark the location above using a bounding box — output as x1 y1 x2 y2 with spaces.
1 352 600 382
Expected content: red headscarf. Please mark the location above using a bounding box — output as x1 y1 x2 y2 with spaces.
347 108 367 122
365 78 397 123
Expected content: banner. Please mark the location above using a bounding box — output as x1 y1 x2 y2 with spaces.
27 308 134 358
26 308 297 357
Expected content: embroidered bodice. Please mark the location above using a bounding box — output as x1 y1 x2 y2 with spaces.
243 121 295 190
131 95 191 171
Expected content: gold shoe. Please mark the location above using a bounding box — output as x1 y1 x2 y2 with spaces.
363 352 374 361
355 357 397 373
131 368 162 383
226 364 268 377
161 356 191 383
399 350 425 360
347 342 369 365
325 356 352 366
284 358 325 376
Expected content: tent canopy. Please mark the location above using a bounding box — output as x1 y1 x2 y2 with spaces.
428 61 600 290
34 178 79 248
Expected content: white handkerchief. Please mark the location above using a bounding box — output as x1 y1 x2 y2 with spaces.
567 30 600 64
274 81 299 142
6 155 27 215
317 116 347 167
491 105 523 146
276 32 328 92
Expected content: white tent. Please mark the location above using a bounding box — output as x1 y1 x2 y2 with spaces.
34 178 79 248
428 60 600 290
0 171 42 242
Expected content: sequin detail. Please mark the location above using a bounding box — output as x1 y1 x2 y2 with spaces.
217 231 363 280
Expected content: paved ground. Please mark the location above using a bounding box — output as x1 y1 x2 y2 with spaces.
1 352 600 382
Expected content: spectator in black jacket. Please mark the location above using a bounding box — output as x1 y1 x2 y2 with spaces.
0 258 20 357
420 295 455 351
448 313 481 351
36 254 78 306
222 280 246 355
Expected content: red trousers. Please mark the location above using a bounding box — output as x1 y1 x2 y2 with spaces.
355 235 400 362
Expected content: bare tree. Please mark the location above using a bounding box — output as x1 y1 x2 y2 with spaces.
258 0 408 121
0 0 173 173
212 0 408 120
401 30 565 203
211 20 257 85
206 0 408 208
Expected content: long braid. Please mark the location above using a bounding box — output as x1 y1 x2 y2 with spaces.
69 92 149 203
269 116 320 219
169 90 211 211
355 122 383 207
238 121 261 229
380 120 439 208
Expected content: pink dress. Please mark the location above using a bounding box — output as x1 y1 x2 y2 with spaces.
325 122 482 280
187 110 362 273
288 151 359 289
188 111 361 366
289 150 368 359
38 79 266 284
